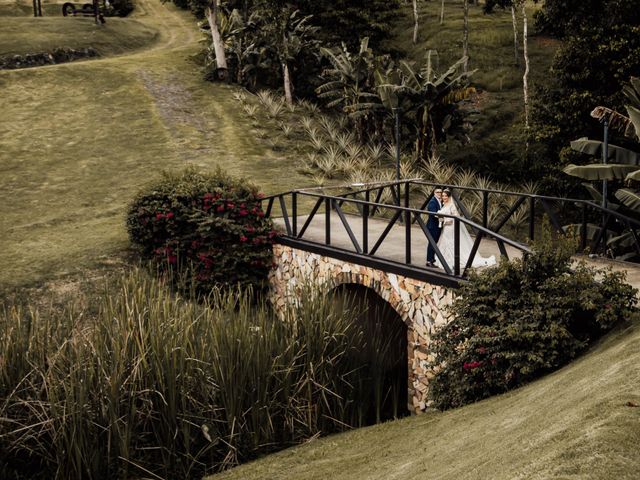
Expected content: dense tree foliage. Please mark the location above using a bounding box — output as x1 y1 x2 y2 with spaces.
170 0 400 99
530 1 640 194
534 0 640 38
294 0 400 48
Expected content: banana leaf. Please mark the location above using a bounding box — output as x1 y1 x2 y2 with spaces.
607 231 636 249
615 251 640 262
581 182 603 202
569 138 640 165
614 188 640 212
627 104 640 140
563 163 639 181
580 183 620 210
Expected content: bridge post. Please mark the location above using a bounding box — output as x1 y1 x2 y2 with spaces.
482 191 488 229
454 218 460 276
292 191 297 237
325 198 331 245
529 197 535 241
363 202 369 254
405 181 411 264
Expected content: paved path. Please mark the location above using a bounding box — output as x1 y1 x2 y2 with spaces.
275 213 640 291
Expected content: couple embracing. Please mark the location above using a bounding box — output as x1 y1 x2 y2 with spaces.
426 188 496 270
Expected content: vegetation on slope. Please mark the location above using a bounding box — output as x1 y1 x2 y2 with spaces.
208 316 640 480
387 1 556 184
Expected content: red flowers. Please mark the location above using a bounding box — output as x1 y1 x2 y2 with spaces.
239 209 249 217
216 205 225 213
463 361 483 370
239 235 248 242
155 211 174 220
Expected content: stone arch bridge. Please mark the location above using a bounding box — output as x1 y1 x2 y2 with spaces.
263 179 640 413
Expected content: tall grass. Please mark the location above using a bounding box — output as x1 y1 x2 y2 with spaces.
0 269 405 479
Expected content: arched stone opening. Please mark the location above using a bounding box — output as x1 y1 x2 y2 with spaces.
330 283 409 422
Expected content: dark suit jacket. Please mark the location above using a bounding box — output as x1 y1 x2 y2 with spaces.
426 196 441 232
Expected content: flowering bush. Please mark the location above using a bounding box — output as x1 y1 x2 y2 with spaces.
126 167 275 294
428 228 638 410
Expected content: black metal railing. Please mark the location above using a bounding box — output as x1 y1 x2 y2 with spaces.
261 179 640 283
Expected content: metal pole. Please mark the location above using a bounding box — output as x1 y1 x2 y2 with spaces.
393 107 401 206
602 119 609 211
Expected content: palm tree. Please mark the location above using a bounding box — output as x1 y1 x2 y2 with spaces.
412 0 420 44
274 10 320 105
206 0 228 80
521 0 530 145
462 0 469 72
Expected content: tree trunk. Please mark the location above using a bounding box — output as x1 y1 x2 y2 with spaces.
462 0 469 72
522 2 530 151
440 0 445 25
206 0 228 80
511 5 519 66
283 62 293 105
412 0 419 44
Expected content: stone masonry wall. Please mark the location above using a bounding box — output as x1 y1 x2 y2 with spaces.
269 244 456 414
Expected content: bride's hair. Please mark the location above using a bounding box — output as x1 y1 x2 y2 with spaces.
442 188 452 196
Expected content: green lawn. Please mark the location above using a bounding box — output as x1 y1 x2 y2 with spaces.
0 0 314 290
208 317 640 480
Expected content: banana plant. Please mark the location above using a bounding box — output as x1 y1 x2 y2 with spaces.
563 77 640 259
316 37 384 140
376 52 476 159
564 77 640 210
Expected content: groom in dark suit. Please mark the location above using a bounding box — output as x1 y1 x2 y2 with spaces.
426 188 443 267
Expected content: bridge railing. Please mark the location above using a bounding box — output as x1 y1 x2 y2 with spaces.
261 185 532 279
332 179 640 256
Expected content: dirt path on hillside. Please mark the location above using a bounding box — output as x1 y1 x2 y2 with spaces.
127 0 197 54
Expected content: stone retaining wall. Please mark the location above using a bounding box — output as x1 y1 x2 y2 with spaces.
269 244 456 413
0 47 99 70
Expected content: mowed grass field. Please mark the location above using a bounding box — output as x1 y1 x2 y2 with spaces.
0 0 313 290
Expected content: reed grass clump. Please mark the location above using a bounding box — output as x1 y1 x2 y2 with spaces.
1 269 405 479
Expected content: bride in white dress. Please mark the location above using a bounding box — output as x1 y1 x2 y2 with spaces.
434 190 496 270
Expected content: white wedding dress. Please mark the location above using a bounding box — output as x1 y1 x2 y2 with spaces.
434 201 496 270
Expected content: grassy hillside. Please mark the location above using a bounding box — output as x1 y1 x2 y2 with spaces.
208 317 640 480
387 1 558 181
0 0 316 290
